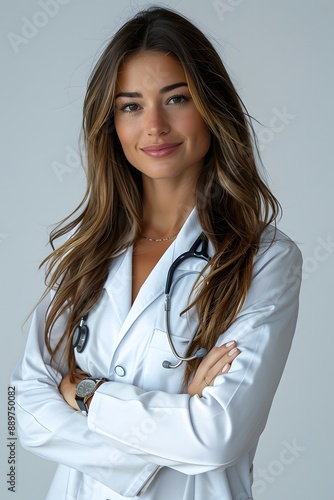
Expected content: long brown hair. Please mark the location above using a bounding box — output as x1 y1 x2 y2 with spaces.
41 6 280 384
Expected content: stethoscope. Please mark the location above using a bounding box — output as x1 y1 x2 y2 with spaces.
72 233 211 369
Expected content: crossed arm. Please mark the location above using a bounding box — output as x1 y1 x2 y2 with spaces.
59 340 241 409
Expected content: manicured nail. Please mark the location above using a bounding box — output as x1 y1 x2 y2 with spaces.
228 347 238 356
225 341 235 347
222 363 229 373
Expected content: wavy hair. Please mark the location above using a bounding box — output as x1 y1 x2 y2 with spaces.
41 6 280 384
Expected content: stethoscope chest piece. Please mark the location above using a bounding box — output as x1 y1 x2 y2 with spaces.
72 315 89 353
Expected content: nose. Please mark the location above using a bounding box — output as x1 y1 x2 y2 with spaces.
146 106 170 136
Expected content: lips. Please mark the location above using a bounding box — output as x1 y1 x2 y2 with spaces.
140 142 183 158
141 142 182 151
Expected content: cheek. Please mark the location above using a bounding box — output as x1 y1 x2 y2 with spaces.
188 117 211 152
114 123 127 151
114 122 144 169
178 110 210 142
114 119 138 153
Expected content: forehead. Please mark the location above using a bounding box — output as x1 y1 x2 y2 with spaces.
116 52 186 92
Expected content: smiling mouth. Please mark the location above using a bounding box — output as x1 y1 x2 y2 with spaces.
140 142 183 157
141 142 183 151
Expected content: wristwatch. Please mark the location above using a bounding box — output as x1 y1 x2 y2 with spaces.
75 378 106 414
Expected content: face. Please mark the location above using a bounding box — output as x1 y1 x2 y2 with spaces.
114 52 211 185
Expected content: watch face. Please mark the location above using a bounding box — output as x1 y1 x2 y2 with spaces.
76 379 96 398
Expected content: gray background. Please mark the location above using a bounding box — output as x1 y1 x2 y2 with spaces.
1 0 333 498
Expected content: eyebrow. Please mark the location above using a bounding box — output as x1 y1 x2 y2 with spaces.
115 82 188 99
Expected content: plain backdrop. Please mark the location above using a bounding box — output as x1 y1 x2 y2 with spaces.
1 0 333 499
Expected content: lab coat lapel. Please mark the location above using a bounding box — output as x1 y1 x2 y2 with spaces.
104 209 204 343
103 249 132 328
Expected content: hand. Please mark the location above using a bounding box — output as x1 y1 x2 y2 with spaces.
59 369 90 411
187 341 240 397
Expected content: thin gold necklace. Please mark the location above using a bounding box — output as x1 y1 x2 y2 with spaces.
141 232 179 242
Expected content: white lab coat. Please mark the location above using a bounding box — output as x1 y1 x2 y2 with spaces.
11 209 302 500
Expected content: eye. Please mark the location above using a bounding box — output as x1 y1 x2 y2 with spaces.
119 102 141 113
167 94 190 105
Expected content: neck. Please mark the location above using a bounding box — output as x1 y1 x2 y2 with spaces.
141 178 196 237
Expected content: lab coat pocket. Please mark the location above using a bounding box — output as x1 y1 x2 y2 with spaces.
142 328 190 393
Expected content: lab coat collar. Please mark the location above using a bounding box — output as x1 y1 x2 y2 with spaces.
103 208 207 341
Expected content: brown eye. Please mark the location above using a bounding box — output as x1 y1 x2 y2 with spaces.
120 102 141 113
167 95 189 105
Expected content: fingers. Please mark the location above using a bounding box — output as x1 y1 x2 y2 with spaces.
197 341 238 372
203 341 240 386
187 340 241 397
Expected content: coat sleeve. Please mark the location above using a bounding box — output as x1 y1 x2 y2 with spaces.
87 237 302 474
10 293 160 497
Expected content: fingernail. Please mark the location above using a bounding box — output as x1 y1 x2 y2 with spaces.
225 340 235 347
228 347 238 356
222 363 229 373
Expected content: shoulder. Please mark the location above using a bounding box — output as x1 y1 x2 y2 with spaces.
249 225 303 302
255 224 302 270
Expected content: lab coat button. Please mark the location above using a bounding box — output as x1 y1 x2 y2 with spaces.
114 365 126 377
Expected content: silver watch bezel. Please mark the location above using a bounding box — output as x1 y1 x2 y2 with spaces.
75 378 97 398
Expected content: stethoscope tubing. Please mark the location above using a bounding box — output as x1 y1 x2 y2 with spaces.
73 233 211 368
164 233 210 295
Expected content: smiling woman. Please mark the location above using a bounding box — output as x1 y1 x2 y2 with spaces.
114 52 211 187
11 6 302 500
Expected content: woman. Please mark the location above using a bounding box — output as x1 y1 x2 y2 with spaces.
12 6 302 500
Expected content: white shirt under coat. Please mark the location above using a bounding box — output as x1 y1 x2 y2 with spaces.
11 209 302 500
